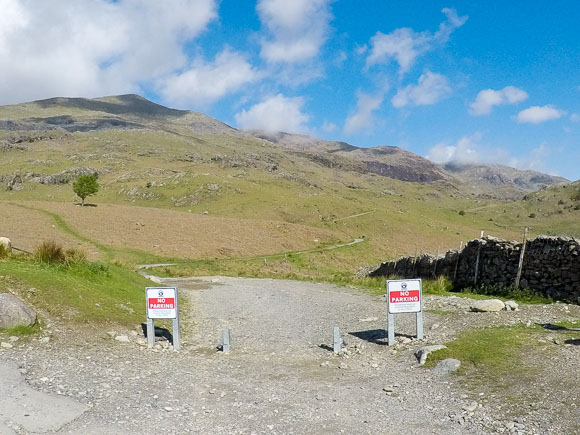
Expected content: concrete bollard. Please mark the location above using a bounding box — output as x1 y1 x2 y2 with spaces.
222 328 231 353
333 326 342 353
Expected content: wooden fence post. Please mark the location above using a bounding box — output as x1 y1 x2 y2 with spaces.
453 241 463 282
515 227 529 287
474 231 484 285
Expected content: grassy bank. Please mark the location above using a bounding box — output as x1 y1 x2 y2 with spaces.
0 256 154 328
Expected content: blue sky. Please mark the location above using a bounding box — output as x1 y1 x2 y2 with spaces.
1 1 579 180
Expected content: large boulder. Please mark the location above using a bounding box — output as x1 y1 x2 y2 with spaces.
470 299 505 312
0 294 36 328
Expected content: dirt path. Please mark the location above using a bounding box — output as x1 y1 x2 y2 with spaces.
1 276 579 434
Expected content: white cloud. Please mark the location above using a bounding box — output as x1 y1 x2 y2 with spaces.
344 91 384 134
159 49 260 108
257 0 332 64
427 133 553 173
469 86 528 115
366 8 467 75
571 113 580 123
508 143 552 172
427 133 486 165
321 120 338 133
235 94 310 133
516 105 566 124
392 71 451 108
0 0 217 105
435 8 469 42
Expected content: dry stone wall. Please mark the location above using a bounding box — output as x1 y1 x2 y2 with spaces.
370 235 580 304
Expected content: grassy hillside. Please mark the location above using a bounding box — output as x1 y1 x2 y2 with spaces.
0 257 153 328
1 96 579 280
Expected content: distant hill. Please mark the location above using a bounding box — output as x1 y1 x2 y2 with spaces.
0 94 242 136
250 130 568 195
250 131 450 184
0 95 567 196
1 94 579 266
441 162 568 199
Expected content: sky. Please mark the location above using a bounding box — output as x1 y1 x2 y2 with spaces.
1 1 579 180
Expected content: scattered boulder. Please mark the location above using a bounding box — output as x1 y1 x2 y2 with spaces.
432 358 461 375
504 300 519 311
115 335 130 343
415 345 447 365
0 294 36 328
470 299 505 312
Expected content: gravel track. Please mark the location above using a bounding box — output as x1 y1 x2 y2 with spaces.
1 276 579 434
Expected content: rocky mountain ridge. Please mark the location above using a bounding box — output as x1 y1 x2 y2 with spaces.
0 94 569 197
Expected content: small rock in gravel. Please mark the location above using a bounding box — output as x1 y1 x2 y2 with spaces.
462 402 478 412
39 337 50 343
430 323 440 330
432 358 461 375
470 299 505 312
358 317 378 322
415 345 447 365
115 335 130 343
8 336 19 342
400 337 412 344
164 407 173 412
0 342 13 349
504 300 519 311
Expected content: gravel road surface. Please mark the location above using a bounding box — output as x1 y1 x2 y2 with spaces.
1 276 578 434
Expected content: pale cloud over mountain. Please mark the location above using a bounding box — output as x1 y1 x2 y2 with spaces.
235 94 311 133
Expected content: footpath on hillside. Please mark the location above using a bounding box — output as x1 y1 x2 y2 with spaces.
1 276 579 434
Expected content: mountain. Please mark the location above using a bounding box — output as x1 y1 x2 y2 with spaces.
0 94 567 195
441 162 568 199
250 131 450 184
1 94 579 268
0 94 242 136
250 130 568 196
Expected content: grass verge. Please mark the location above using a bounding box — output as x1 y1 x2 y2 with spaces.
0 256 155 328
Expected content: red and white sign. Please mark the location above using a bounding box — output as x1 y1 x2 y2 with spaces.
146 287 177 319
387 279 422 313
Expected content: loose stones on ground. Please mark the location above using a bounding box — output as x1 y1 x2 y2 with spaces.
470 299 505 312
432 358 461 375
415 345 447 365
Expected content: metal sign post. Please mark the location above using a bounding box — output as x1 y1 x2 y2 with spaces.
386 279 423 346
146 287 180 350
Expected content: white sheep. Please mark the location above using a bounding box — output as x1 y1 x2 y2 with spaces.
0 237 12 253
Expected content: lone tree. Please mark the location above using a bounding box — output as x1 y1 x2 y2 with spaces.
73 174 99 206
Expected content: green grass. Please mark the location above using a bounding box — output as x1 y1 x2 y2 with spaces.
424 324 580 415
554 320 580 329
0 256 156 327
425 325 533 374
1 324 40 337
458 284 553 304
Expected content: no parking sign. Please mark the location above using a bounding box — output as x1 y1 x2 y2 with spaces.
386 279 423 345
387 279 422 313
146 287 177 319
145 286 180 350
